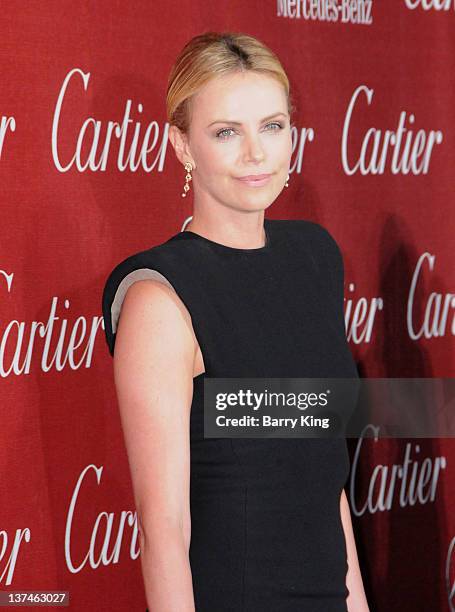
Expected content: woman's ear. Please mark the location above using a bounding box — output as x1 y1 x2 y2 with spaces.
168 125 195 168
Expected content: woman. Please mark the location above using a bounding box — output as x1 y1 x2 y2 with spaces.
102 32 369 612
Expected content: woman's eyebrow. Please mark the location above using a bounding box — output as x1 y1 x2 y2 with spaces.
207 112 288 127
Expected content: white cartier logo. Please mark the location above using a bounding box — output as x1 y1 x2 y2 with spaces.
342 251 454 345
349 424 447 515
342 85 443 176
52 68 167 173
0 526 31 585
65 465 140 572
407 253 455 340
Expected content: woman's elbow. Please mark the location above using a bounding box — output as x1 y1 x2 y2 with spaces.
138 512 191 554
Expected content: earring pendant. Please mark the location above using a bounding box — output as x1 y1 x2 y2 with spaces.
182 162 193 198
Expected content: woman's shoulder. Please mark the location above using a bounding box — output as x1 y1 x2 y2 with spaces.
104 233 183 278
101 235 185 356
274 217 339 242
272 218 343 259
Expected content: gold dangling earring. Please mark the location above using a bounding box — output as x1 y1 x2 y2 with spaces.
285 173 290 188
181 162 193 197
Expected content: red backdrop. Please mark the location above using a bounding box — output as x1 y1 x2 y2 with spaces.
1 1 454 610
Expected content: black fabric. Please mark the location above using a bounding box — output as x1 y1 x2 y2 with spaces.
102 219 359 611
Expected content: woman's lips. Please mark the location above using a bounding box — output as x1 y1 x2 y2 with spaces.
236 174 272 187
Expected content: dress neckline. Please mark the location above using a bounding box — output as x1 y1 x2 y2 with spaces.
173 218 273 254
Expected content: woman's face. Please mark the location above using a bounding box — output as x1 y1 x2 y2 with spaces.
182 71 292 213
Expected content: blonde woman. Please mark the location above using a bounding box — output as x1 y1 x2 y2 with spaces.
102 32 369 612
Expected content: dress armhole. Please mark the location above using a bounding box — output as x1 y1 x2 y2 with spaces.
111 268 174 334
101 262 176 357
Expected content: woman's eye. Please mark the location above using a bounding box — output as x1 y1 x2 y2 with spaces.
216 127 235 139
266 122 284 132
215 122 284 139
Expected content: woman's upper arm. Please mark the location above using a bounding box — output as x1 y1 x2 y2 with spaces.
112 279 196 546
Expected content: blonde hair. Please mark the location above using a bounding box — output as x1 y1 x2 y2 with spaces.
166 31 295 133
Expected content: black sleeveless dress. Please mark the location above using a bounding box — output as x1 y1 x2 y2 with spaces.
101 218 359 612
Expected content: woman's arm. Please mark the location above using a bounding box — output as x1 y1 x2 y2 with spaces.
340 488 370 612
113 279 197 612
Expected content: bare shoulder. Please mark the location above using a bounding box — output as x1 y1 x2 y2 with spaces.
113 279 196 396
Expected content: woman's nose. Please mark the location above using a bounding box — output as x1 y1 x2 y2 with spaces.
243 135 266 163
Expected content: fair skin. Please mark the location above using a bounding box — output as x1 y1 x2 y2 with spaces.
114 69 369 611
342 489 371 610
170 70 293 248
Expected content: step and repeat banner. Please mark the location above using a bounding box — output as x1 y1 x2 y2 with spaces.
1 2 454 610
